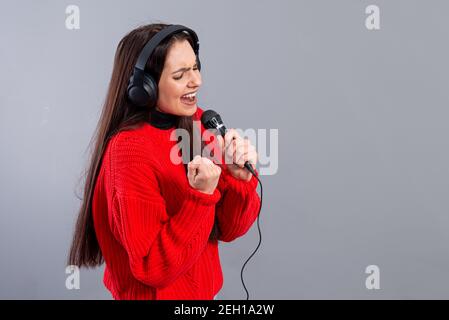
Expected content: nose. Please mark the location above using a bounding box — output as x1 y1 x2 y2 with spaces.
188 69 202 88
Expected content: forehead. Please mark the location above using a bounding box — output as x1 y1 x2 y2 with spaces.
165 40 196 69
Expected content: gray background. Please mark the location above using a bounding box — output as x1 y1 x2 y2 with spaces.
1 0 448 299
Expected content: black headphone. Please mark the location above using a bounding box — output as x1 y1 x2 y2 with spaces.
127 24 201 107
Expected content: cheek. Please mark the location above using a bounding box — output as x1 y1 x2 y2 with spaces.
159 81 181 103
166 82 184 100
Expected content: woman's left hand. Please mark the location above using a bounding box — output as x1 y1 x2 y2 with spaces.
216 129 258 182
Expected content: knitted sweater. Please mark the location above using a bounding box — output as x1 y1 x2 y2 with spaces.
92 107 261 300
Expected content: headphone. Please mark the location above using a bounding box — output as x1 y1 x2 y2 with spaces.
127 24 201 108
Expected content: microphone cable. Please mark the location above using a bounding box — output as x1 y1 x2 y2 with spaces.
240 170 263 300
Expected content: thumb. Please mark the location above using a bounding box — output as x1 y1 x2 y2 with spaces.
192 155 202 164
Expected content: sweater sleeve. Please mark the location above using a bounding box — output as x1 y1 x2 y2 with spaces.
215 166 261 242
107 133 221 289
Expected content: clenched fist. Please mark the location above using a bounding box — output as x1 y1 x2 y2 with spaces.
187 155 222 194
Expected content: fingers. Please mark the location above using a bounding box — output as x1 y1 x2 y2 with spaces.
225 137 257 167
187 155 222 194
224 129 239 152
202 157 221 177
200 157 213 178
235 143 257 168
224 129 244 158
223 129 243 165
188 156 221 178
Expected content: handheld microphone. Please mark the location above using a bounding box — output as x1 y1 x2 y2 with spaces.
201 109 256 176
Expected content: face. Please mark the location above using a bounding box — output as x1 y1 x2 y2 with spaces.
156 39 202 116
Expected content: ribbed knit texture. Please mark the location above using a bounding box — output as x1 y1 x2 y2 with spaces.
92 107 261 300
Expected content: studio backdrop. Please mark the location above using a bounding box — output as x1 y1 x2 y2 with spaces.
1 0 448 299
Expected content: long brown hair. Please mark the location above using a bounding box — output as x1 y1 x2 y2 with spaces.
68 23 218 268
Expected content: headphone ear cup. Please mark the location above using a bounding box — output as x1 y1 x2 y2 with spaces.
127 74 149 107
142 73 158 108
127 73 157 107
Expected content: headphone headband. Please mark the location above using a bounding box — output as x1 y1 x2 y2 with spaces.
134 24 200 71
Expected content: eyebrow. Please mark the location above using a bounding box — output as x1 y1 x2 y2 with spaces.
171 63 198 75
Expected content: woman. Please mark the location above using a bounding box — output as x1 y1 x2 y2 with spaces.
68 23 261 300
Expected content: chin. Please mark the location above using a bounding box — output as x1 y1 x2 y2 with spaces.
182 105 197 117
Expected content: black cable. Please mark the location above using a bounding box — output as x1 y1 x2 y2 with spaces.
240 173 263 300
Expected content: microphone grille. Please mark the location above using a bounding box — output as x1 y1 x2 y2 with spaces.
201 109 221 129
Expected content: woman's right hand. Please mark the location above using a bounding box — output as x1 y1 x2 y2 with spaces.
187 155 221 194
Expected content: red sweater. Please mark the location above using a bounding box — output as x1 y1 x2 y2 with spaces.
92 107 261 300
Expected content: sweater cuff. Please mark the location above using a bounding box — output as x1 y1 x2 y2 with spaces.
221 168 259 194
186 187 222 206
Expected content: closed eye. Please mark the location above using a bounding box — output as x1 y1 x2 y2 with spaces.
173 66 199 80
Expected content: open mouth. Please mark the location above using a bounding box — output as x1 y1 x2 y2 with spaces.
180 92 197 105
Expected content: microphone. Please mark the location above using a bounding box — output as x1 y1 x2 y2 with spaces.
201 109 256 175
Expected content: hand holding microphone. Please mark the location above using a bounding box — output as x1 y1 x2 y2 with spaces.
201 110 258 181
216 130 257 182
